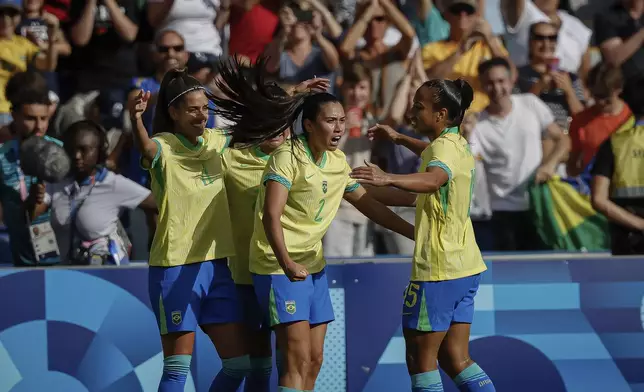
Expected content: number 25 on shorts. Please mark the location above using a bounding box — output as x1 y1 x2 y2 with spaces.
404 283 420 308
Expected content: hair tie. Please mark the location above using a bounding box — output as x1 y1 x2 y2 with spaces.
167 86 206 107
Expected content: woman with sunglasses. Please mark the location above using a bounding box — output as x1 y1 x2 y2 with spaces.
514 21 585 130
351 78 495 392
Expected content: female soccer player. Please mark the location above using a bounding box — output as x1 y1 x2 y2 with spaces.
221 79 328 392
211 59 415 392
128 69 249 392
350 79 496 392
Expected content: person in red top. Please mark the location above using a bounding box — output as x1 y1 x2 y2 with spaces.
224 0 279 63
567 63 633 177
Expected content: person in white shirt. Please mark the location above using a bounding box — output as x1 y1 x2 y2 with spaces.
500 0 592 78
469 57 570 251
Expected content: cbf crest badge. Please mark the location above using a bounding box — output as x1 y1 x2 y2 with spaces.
171 311 182 325
322 180 328 194
285 300 296 315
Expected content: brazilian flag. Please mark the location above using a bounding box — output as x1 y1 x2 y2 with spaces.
529 176 609 251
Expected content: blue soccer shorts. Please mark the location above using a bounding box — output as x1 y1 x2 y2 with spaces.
236 283 267 331
402 274 481 332
149 258 242 335
252 268 335 327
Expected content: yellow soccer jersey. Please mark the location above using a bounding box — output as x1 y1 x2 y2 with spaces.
412 127 487 281
0 35 40 113
146 129 235 267
249 138 359 275
222 146 271 284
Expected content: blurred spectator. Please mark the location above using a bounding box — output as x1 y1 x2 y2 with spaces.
37 120 155 264
0 0 58 125
514 21 585 129
374 51 428 255
567 63 632 177
591 76 644 255
339 0 415 116
56 0 141 136
501 0 592 78
470 57 570 251
224 0 279 63
422 0 508 113
264 1 339 84
400 0 450 46
0 78 59 266
16 0 71 93
594 0 644 115
324 61 376 257
147 0 224 57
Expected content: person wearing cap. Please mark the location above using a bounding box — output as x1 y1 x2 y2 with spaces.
0 0 59 126
421 0 508 113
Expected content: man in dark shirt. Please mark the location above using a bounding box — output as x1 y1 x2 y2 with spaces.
591 77 644 255
594 0 644 110
55 0 141 134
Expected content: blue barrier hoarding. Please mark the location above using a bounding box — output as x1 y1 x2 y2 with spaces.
0 257 643 392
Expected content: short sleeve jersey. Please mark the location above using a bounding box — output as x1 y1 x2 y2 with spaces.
222 146 271 285
412 127 487 281
146 129 234 267
249 138 359 275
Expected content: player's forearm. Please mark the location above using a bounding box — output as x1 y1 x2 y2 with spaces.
393 133 429 157
388 172 443 194
354 195 415 240
363 184 417 207
262 213 292 269
131 116 158 162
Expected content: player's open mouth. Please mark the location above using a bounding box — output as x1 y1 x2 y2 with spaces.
330 136 341 146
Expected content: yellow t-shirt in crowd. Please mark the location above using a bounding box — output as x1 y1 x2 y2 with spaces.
222 146 271 285
0 35 40 113
422 40 508 113
147 129 235 267
249 138 360 275
412 127 487 281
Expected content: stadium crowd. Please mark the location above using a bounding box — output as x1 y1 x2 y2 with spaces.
0 0 642 266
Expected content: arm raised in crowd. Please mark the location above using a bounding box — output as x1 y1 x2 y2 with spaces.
146 0 174 28
127 91 159 164
263 6 295 73
103 0 139 42
338 0 378 59
33 23 59 71
70 0 97 46
303 0 342 39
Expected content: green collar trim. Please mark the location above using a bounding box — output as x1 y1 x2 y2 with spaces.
440 126 459 136
253 145 270 161
176 133 204 150
299 135 327 168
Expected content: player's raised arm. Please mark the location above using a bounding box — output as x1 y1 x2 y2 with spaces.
344 185 415 240
128 90 158 163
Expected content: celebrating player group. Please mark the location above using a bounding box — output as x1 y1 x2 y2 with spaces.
128 56 495 392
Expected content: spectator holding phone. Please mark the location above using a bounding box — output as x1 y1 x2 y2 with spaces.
514 22 585 129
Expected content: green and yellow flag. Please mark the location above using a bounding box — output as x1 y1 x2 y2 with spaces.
530 176 609 251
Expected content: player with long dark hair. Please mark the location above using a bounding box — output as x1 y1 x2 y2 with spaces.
350 79 496 392
211 58 415 392
129 69 248 392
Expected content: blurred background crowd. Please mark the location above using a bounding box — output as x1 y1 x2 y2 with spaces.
0 0 642 266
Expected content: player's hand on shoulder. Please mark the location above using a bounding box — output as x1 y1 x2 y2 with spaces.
350 160 391 187
283 260 309 282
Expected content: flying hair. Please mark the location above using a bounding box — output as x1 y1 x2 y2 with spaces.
210 56 316 148
422 78 474 129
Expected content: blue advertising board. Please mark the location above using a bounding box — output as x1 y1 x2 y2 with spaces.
0 256 643 392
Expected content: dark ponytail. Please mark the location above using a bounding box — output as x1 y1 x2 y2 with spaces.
210 56 315 148
152 68 205 135
422 78 474 129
